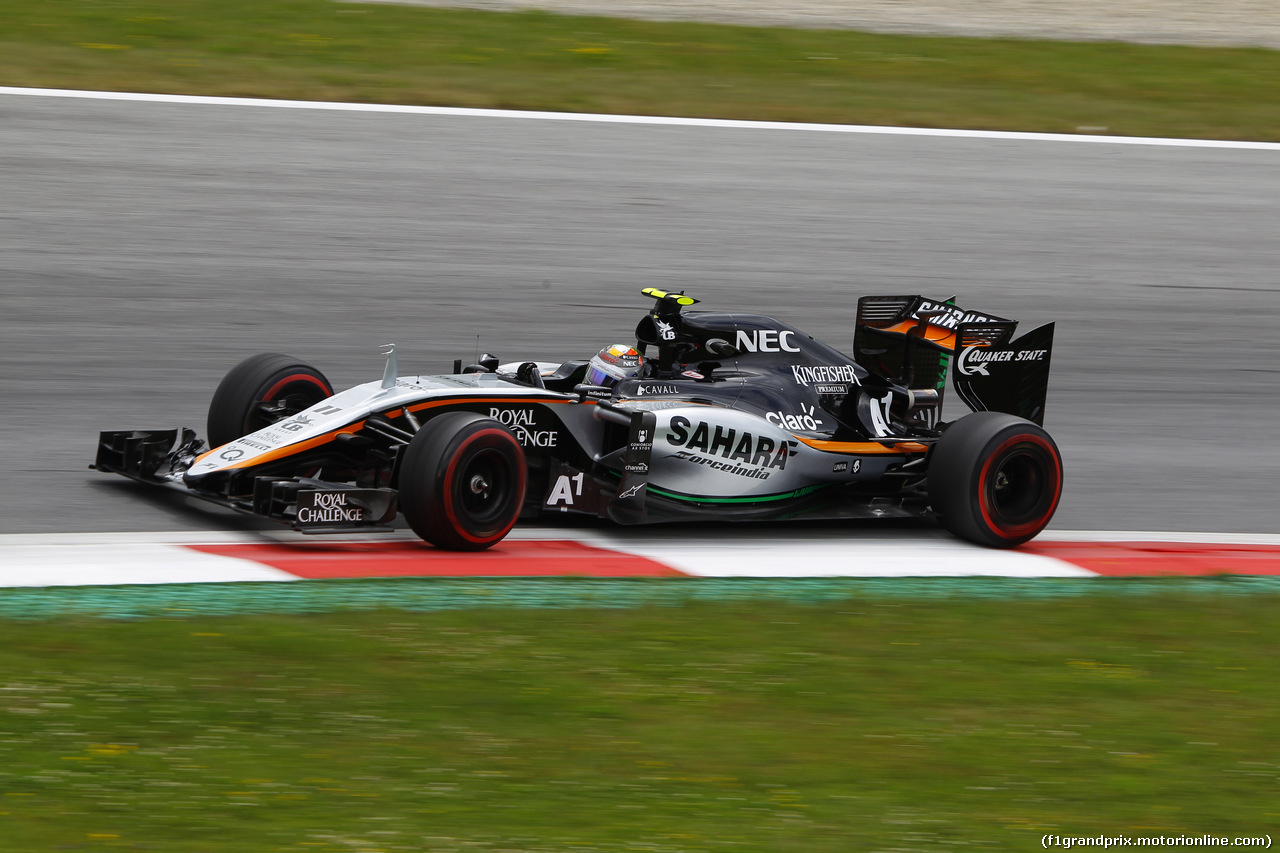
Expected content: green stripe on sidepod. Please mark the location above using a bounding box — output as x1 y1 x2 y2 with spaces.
645 483 830 504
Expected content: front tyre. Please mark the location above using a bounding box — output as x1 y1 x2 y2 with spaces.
399 412 527 551
207 353 334 448
927 412 1063 548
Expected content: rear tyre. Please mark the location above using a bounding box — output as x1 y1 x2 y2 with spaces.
207 353 333 448
398 412 527 551
927 412 1063 548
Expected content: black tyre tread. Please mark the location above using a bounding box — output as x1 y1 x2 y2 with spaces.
928 411 1062 548
399 411 526 551
206 352 332 448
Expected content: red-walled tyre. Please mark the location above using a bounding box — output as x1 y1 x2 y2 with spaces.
206 353 334 448
399 412 527 551
927 412 1063 548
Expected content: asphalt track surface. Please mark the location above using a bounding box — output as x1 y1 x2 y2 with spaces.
3 90 1278 538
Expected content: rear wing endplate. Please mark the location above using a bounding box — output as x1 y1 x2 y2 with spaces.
853 295 1054 426
953 321 1055 426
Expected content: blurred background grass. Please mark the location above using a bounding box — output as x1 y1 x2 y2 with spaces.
3 0 1280 138
1 593 1278 850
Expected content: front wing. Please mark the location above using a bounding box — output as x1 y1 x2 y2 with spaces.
92 429 398 533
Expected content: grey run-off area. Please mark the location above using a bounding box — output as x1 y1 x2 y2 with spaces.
355 0 1280 49
2 92 1278 535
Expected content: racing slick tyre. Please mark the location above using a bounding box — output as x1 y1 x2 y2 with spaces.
398 412 527 551
207 353 334 448
927 412 1063 548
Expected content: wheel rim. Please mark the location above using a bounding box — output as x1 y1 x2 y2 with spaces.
244 375 330 434
453 447 514 528
980 437 1061 539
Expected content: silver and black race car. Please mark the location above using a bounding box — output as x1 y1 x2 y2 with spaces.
93 288 1063 549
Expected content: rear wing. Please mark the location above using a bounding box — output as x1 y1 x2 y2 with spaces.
853 295 1055 426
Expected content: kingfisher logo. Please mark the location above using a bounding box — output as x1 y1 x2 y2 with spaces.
791 364 857 387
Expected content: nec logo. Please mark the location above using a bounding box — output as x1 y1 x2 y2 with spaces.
735 329 801 353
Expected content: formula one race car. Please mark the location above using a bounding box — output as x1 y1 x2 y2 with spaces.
93 289 1062 549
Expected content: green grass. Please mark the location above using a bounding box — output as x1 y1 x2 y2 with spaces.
3 0 1280 139
2 593 1278 851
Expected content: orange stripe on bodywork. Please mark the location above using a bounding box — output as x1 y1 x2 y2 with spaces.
212 396 587 470
220 421 367 470
385 396 594 418
391 395 924 456
795 437 930 455
212 396 923 468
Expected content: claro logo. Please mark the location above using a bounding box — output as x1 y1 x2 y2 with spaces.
766 403 822 432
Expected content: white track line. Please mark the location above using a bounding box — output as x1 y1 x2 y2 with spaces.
2 529 1275 586
4 87 1279 151
587 535 1093 577
0 542 297 587
1041 530 1280 545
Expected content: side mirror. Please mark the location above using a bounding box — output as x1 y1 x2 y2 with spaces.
572 383 613 402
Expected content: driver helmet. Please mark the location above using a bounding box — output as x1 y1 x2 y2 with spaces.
586 344 644 387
